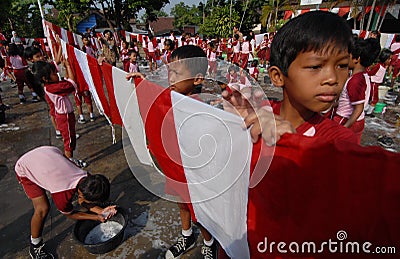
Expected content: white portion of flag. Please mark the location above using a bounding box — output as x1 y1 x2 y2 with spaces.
112 68 153 166
61 27 69 44
171 92 251 259
74 48 105 116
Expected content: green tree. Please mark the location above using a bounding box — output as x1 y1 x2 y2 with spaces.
260 0 297 32
1 0 46 38
49 0 91 31
171 2 202 30
199 5 239 38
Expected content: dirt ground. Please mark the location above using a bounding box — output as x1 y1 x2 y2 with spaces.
0 67 399 259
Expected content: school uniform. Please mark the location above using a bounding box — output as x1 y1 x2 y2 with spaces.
334 72 370 143
15 146 87 214
44 78 79 153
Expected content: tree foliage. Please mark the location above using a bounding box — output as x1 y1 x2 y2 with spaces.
49 0 91 31
0 0 46 38
199 5 240 38
171 2 203 30
260 0 297 32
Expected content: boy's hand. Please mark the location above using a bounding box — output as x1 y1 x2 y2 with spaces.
99 205 117 221
126 72 145 80
221 85 263 119
245 107 295 145
222 86 295 145
97 56 106 65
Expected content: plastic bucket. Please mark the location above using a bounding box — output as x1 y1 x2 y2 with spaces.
374 102 386 113
378 86 390 99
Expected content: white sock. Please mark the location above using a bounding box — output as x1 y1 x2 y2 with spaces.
55 130 61 135
19 94 25 99
32 92 38 97
182 227 193 237
79 114 84 120
90 113 94 118
203 237 214 246
31 236 42 245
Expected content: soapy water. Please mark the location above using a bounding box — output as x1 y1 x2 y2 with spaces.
84 221 123 245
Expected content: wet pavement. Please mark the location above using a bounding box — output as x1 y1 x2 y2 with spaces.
0 71 399 259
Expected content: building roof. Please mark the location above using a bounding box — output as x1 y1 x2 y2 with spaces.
149 17 175 36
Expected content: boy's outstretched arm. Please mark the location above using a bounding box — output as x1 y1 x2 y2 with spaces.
63 56 75 82
65 205 117 222
126 72 145 80
222 86 295 145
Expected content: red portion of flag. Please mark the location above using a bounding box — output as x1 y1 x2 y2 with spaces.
100 63 123 125
66 45 89 94
247 134 400 258
338 7 350 17
87 55 111 118
134 78 195 219
67 31 75 47
284 11 293 20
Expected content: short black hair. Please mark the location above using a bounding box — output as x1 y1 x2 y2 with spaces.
170 45 208 76
77 174 110 203
378 48 393 64
24 46 42 60
127 49 138 56
351 38 381 67
31 60 56 82
269 11 353 76
164 38 175 50
8 43 22 56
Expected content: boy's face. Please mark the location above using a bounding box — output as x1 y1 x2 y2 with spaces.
77 189 89 205
130 53 137 62
82 38 89 46
31 52 45 63
280 49 349 114
348 54 357 69
48 69 59 83
168 59 197 95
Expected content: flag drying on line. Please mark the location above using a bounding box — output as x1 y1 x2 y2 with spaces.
113 74 252 258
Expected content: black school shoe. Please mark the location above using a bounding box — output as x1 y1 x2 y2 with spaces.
165 233 196 259
29 242 54 259
201 240 218 259
377 135 395 148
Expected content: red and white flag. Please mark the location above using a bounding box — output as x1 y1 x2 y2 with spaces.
112 70 252 258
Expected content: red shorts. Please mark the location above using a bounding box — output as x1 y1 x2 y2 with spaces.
240 53 249 69
232 53 240 64
78 91 93 105
370 82 380 105
257 49 266 60
16 174 76 213
16 174 45 199
14 68 32 92
148 52 157 62
56 112 76 152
